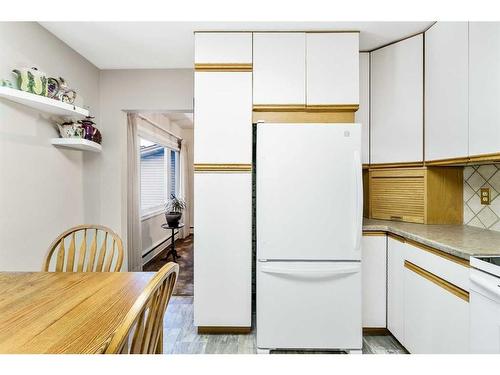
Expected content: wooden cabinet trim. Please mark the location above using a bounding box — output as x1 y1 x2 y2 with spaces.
194 163 252 173
387 233 406 243
252 111 355 123
197 326 252 334
369 162 424 169
195 63 253 72
404 261 469 302
362 231 386 236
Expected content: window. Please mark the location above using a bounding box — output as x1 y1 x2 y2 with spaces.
140 137 180 218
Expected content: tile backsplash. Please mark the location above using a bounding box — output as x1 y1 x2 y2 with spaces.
464 164 500 231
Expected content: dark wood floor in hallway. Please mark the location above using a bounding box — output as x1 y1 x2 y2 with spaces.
144 235 193 296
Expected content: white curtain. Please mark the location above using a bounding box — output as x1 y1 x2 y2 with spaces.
179 139 191 239
127 113 143 271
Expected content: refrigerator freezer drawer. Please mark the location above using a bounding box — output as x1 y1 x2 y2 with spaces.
257 261 362 350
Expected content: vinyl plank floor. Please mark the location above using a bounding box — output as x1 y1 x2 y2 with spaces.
163 296 406 355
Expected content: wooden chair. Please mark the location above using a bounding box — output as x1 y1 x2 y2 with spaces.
43 224 124 272
104 262 179 354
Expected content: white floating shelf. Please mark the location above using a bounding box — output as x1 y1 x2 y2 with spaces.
51 138 102 152
0 86 89 117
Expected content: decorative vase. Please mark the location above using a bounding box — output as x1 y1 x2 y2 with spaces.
78 116 97 141
165 212 182 227
12 67 48 96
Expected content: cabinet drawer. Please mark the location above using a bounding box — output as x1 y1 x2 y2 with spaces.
403 239 469 291
369 168 425 223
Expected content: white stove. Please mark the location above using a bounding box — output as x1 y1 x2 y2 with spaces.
470 255 500 353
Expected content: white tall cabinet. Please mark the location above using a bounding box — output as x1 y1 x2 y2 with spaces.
356 52 370 164
425 22 469 162
370 35 423 164
194 32 252 330
469 22 500 157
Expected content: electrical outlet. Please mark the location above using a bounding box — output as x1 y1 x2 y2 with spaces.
480 187 491 205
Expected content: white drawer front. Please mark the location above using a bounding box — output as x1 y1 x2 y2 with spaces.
403 242 469 291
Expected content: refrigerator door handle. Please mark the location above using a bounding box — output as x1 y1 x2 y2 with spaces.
260 264 360 277
354 150 362 252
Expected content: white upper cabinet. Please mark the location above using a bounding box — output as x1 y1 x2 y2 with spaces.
194 72 252 164
356 52 370 164
469 22 500 157
195 32 252 63
425 22 469 162
253 33 306 105
371 34 423 164
306 33 359 105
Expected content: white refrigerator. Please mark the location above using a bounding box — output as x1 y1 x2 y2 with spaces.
256 123 363 353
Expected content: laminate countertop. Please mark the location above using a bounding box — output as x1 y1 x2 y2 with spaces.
363 218 500 261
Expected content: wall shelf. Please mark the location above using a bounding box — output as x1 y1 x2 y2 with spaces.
51 138 102 153
0 86 89 117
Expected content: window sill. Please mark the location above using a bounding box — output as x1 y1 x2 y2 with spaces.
141 209 165 222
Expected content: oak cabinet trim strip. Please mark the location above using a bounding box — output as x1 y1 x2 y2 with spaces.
404 260 469 302
362 231 387 236
195 63 253 72
194 163 252 173
197 326 252 334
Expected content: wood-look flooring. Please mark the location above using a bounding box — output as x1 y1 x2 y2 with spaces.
163 297 407 354
144 235 193 296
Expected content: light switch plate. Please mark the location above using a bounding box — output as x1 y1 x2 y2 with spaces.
480 187 491 205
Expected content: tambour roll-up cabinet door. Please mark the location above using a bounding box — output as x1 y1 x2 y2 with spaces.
469 22 500 158
425 22 468 163
356 52 370 165
253 33 306 106
306 32 359 106
369 167 462 224
370 34 423 165
195 32 252 64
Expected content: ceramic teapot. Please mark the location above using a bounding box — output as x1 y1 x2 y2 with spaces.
78 116 97 141
55 77 77 104
56 121 83 138
12 67 48 96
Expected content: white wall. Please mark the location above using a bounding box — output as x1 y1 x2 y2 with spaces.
0 22 100 271
99 69 194 269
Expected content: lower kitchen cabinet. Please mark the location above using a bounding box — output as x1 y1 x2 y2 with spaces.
387 236 406 344
361 233 387 328
404 262 470 354
193 172 252 328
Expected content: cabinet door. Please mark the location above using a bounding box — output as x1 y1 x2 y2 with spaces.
253 33 306 105
425 22 468 162
356 52 370 164
195 32 252 63
469 22 500 157
194 72 252 164
306 33 359 105
362 234 387 328
371 34 423 164
387 237 405 343
193 173 252 327
404 264 469 353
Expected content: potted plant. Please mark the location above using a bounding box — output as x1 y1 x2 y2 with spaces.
164 194 186 227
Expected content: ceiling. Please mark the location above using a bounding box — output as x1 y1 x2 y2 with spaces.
40 22 434 69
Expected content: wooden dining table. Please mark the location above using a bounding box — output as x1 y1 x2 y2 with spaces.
0 271 155 354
